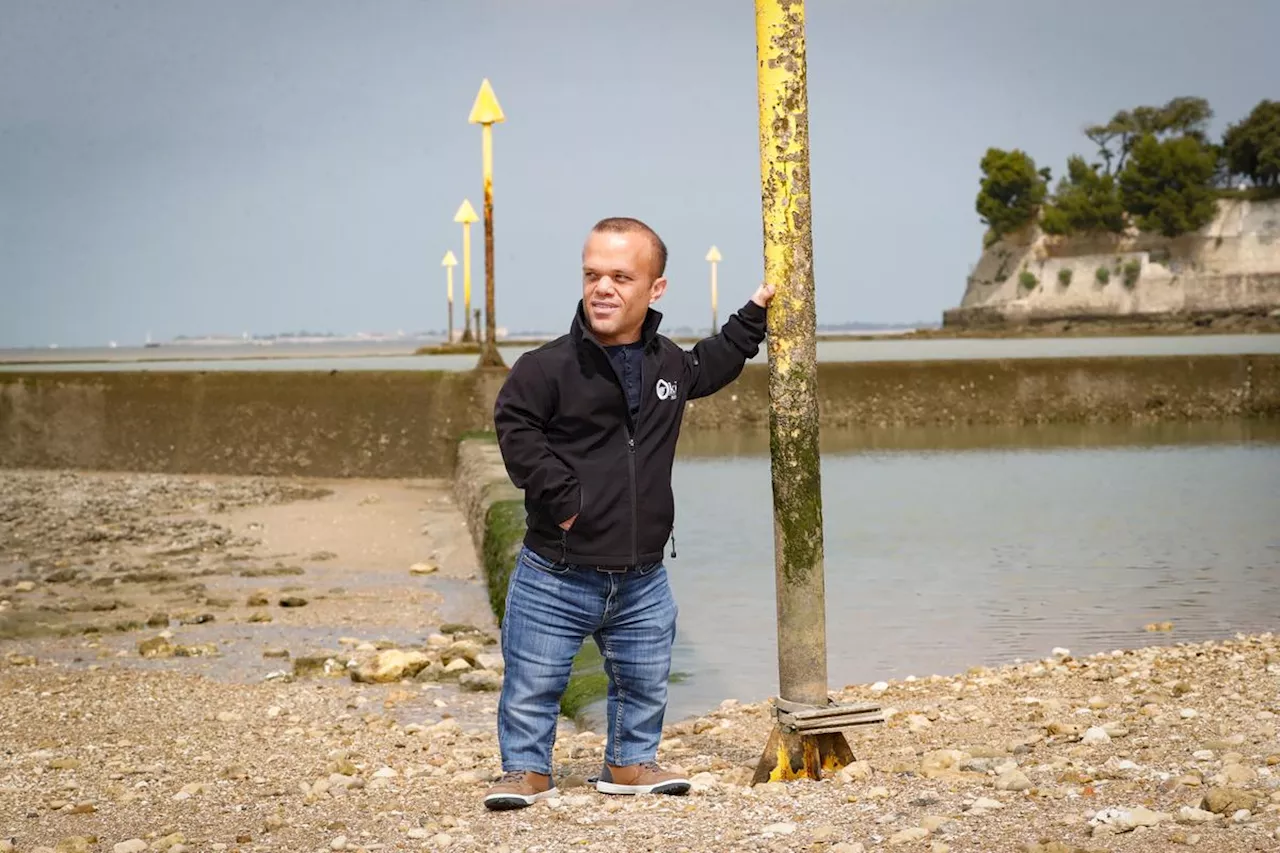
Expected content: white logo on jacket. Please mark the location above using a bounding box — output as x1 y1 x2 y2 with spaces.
655 378 678 401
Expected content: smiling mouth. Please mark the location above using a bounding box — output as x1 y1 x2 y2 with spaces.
591 302 619 314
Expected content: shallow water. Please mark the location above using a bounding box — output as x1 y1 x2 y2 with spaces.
653 420 1280 723
4 333 1279 371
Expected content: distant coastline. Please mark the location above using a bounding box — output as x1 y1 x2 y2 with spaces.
0 322 938 363
8 322 1280 367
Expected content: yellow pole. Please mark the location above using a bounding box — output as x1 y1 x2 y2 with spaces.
469 78 506 368
479 123 502 364
454 200 479 343
711 260 718 332
462 223 472 342
442 250 457 344
750 0 859 785
706 245 722 334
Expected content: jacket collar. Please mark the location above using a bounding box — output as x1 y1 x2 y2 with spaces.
570 299 663 352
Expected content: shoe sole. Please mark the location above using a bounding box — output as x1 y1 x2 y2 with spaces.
483 788 558 811
596 779 691 796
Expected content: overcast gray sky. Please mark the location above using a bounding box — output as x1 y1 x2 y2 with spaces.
2 0 1277 348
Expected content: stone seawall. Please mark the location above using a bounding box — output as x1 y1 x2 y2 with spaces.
451 437 524 622
0 369 506 478
3 355 1278 477
681 354 1280 430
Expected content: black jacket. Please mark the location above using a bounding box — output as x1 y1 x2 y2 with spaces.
493 299 768 567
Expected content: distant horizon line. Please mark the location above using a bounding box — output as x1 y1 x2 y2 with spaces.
1 319 942 351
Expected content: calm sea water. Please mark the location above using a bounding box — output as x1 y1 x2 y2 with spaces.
3 333 1280 371
647 421 1280 723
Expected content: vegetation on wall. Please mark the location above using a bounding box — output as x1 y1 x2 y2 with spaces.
976 96 1280 244
1123 259 1142 288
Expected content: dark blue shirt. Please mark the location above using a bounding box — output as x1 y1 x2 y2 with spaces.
604 341 644 421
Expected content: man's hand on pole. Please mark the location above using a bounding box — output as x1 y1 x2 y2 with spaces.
751 283 777 308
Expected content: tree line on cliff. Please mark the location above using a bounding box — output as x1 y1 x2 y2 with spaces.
976 97 1280 245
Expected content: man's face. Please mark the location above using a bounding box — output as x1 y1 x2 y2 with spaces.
581 230 666 345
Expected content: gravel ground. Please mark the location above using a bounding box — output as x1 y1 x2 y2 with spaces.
2 471 1279 852
2 636 1278 852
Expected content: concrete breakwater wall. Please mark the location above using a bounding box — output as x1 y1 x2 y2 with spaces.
0 369 506 478
3 354 1279 477
680 354 1280 430
452 437 524 622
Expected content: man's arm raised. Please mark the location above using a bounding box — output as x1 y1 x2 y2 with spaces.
682 283 776 400
493 354 581 528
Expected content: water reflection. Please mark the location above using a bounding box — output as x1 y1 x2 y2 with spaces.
659 420 1280 722
677 419 1280 457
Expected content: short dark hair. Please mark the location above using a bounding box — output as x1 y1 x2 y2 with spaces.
591 216 668 278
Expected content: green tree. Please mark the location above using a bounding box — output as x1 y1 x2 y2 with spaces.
1042 156 1127 235
1085 96 1213 175
976 148 1047 243
1222 100 1280 188
1118 134 1219 237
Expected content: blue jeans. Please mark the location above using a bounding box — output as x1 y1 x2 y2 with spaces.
497 546 678 775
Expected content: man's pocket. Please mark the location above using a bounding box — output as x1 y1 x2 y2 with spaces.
520 546 570 576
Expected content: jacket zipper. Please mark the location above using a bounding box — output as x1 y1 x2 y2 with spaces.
627 431 638 566
584 329 647 568
560 489 582 564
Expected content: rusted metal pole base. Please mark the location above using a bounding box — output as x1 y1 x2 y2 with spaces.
751 726 856 784
477 339 505 368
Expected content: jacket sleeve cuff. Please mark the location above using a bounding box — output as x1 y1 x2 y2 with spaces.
740 300 767 323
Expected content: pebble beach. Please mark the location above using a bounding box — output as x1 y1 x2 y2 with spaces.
2 471 1279 852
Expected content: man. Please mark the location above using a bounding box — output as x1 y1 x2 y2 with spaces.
485 216 774 811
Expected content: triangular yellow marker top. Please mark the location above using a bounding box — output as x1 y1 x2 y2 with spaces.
454 199 479 223
705 246 722 262
441 251 457 266
468 79 505 125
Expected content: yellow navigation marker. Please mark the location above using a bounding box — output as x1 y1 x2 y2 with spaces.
468 78 506 125
470 78 506 367
441 250 458 343
453 199 479 343
705 245 722 334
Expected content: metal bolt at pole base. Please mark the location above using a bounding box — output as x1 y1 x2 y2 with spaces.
749 0 882 786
